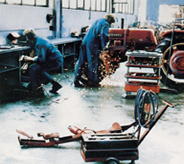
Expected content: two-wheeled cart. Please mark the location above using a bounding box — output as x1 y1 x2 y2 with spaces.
80 89 173 164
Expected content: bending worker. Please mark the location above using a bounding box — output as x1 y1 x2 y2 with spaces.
74 14 115 87
23 29 63 95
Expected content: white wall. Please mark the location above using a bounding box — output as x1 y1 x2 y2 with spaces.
0 4 53 44
61 9 138 37
0 0 139 44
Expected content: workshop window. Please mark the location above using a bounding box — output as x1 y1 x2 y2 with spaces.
113 0 134 14
63 0 107 12
84 0 90 10
0 0 48 7
77 0 84 9
36 0 48 6
0 0 21 4
23 0 34 5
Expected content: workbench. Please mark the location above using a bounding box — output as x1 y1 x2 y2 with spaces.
50 37 82 72
0 45 30 89
0 37 82 101
0 37 81 85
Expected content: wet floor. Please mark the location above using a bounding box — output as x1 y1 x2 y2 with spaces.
0 63 184 164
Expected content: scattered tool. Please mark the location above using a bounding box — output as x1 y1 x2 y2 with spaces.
17 122 131 147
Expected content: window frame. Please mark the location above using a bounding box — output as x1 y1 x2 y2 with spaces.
112 0 134 14
0 0 49 7
63 0 107 12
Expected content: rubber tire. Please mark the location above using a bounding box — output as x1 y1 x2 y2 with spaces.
155 38 184 91
104 157 120 164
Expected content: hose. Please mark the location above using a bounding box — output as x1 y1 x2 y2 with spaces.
134 88 158 128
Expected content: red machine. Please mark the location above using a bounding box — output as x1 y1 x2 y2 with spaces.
89 28 159 86
98 26 184 92
99 28 161 94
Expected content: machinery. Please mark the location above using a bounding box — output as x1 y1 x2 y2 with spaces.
96 26 184 92
81 28 158 85
155 29 184 91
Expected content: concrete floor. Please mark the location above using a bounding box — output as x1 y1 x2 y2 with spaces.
0 63 184 164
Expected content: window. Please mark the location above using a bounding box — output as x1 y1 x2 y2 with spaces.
101 0 106 11
0 0 48 7
91 0 96 10
63 0 69 8
113 0 134 14
2 0 21 4
84 0 90 10
63 0 107 12
23 0 34 5
36 0 48 6
77 0 84 9
70 0 76 9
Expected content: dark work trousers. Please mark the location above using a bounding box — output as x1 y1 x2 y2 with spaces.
28 57 63 91
75 44 99 82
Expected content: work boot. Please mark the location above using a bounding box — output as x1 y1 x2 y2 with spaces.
74 79 85 88
50 81 62 94
88 81 101 88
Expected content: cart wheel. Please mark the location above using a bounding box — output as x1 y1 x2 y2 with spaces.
104 157 120 164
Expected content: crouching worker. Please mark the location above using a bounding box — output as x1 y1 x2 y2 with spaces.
23 29 63 95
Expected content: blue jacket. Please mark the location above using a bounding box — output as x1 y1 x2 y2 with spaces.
75 18 110 82
83 18 109 50
34 37 62 63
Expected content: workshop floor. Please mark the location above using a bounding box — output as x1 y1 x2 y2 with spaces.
0 63 183 164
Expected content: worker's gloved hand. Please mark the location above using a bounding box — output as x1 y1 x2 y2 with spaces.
24 55 36 62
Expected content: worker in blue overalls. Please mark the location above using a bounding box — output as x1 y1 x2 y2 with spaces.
23 29 63 95
74 14 115 87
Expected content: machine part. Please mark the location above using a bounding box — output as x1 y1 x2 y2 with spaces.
155 30 184 91
104 157 120 164
17 132 82 147
134 89 158 128
17 122 126 147
69 122 136 136
169 46 184 75
16 129 33 139
81 133 138 162
124 50 162 96
161 43 184 90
